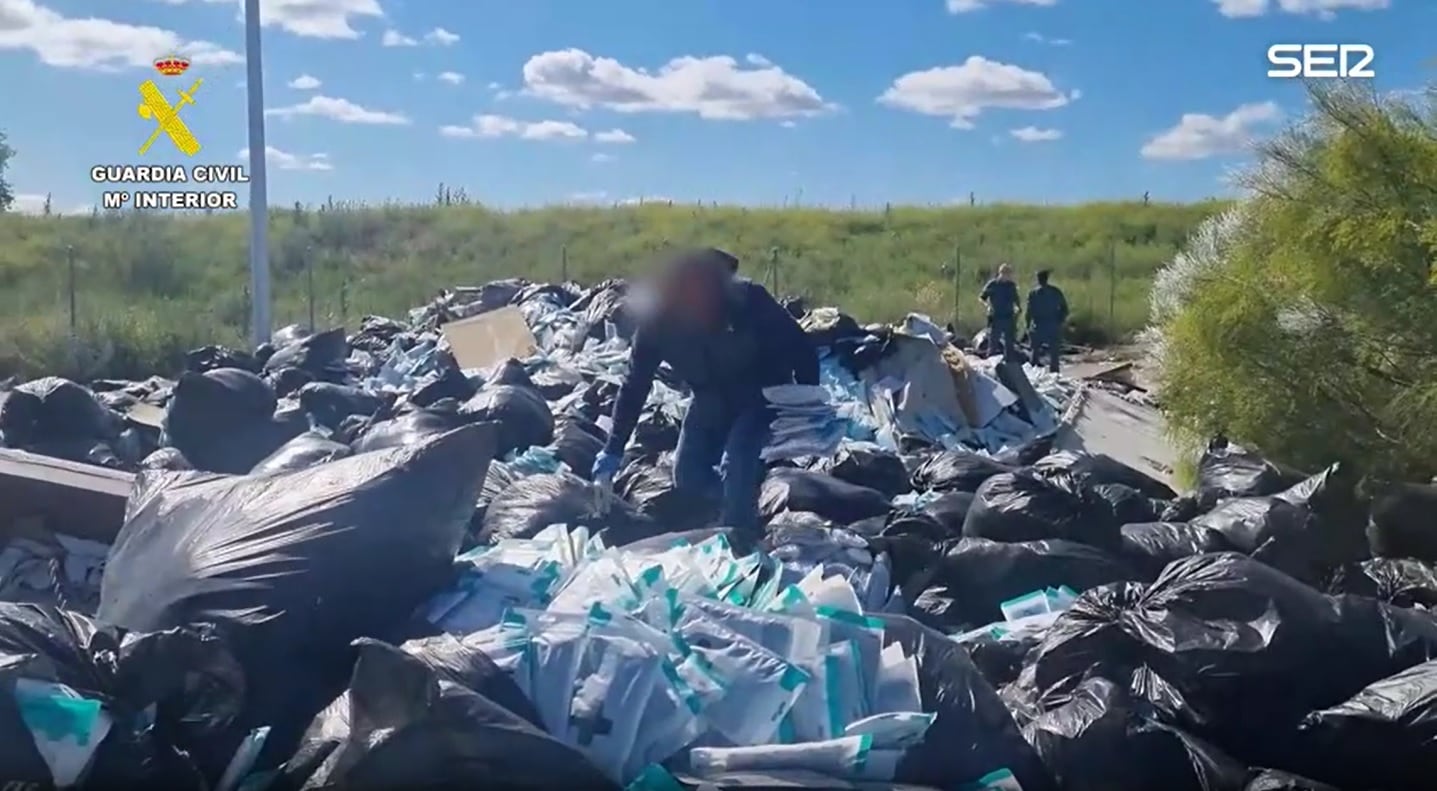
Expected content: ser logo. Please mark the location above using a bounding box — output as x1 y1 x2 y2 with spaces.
1267 44 1375 79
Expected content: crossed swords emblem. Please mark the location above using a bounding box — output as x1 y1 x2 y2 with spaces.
137 78 204 156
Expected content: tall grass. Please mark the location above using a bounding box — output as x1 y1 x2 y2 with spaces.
0 199 1228 379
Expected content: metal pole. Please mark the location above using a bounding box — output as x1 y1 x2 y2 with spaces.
244 0 271 347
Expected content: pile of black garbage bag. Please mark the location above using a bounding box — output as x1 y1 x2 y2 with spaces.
3 278 1437 789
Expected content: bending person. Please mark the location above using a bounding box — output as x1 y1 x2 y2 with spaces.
591 248 818 537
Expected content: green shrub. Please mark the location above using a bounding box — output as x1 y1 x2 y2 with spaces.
1153 83 1437 480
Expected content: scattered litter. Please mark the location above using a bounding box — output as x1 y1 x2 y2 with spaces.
0 276 1428 790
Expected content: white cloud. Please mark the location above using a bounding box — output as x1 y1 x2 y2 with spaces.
288 73 321 90
0 0 241 70
486 81 502 90
437 71 464 85
878 56 1076 129
9 193 48 214
267 95 410 124
425 27 459 45
566 190 609 203
382 29 417 47
1213 0 1387 18
383 25 458 47
1141 101 1281 160
1023 32 1072 45
619 195 670 205
593 128 636 144
237 145 333 170
947 0 1058 12
1011 125 1062 141
161 0 384 39
591 152 614 163
440 114 589 141
521 48 835 120
780 120 797 128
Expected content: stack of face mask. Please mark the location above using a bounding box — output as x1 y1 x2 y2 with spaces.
761 385 847 462
424 527 933 786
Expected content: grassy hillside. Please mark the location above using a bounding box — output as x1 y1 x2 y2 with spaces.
0 199 1228 380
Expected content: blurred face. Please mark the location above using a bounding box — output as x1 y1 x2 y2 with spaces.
998 265 1013 280
660 267 721 327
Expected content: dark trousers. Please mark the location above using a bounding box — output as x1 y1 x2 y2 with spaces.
1030 324 1062 372
988 315 1018 358
673 394 773 535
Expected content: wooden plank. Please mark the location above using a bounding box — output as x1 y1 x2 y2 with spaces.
0 448 133 544
441 306 540 371
1055 388 1179 490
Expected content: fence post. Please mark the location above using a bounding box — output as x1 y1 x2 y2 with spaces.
951 244 962 328
767 247 779 293
66 245 77 331
339 278 349 325
306 244 316 330
1108 241 1117 336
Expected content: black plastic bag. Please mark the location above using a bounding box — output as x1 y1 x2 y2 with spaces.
874 615 1056 791
1196 443 1299 510
1089 483 1162 526
963 472 1120 550
1293 658 1437 790
268 366 316 398
1023 677 1249 791
759 468 892 525
298 383 384 429
910 451 1014 494
1118 522 1234 578
100 425 497 770
347 315 410 353
614 454 718 533
1190 497 1312 556
460 384 554 456
0 377 118 446
251 431 353 475
280 636 613 790
1327 558 1437 609
1192 465 1363 585
164 369 305 474
263 327 349 379
185 345 259 374
1368 481 1437 562
1242 769 1337 791
1029 553 1437 767
141 447 192 470
991 434 1057 467
0 602 244 789
909 538 1136 632
1032 450 1178 501
483 358 535 389
410 366 478 408
271 324 311 348
481 472 661 546
550 419 605 479
351 406 469 453
919 491 975 538
809 445 913 497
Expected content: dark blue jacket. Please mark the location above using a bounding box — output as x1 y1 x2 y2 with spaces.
605 277 817 454
981 278 1021 319
1026 284 1070 328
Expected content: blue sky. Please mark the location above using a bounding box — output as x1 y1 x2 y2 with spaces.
1 0 1431 213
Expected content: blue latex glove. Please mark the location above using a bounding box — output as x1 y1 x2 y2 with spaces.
591 451 621 484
